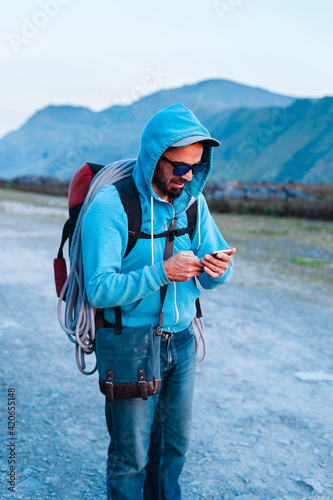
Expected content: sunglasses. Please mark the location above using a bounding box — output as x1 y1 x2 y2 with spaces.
161 154 207 176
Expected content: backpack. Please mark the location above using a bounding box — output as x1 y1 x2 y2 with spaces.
54 161 205 374
54 161 198 297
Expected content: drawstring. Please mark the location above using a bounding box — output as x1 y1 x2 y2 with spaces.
151 196 154 265
197 195 201 250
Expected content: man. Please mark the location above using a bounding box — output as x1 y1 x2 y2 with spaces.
81 103 235 499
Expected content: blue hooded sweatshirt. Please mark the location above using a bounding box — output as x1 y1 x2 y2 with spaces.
81 103 233 332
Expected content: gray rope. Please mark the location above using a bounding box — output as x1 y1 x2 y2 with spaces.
193 317 207 365
57 159 136 375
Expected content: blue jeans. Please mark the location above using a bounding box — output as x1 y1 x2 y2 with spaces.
105 324 196 500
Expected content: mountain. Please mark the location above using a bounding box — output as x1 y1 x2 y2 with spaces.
124 79 296 124
208 97 333 184
2 79 332 184
0 79 296 181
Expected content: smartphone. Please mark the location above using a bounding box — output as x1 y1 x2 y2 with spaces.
211 248 234 257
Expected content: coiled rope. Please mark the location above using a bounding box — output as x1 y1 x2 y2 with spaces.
193 316 206 365
57 159 136 375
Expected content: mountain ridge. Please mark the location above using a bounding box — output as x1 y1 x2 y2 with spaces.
0 78 331 183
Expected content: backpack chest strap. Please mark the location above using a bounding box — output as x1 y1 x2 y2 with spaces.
129 225 195 241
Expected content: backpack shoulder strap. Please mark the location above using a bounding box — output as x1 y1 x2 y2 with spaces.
186 199 198 240
187 201 202 319
57 219 70 259
114 176 142 258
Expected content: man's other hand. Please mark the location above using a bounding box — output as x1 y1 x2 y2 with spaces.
200 248 236 278
163 251 204 282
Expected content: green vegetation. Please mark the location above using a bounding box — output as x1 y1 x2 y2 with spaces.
298 225 322 231
1 186 331 299
207 194 333 221
290 257 332 268
0 187 67 208
213 212 333 243
260 229 289 236
231 227 289 236
212 211 333 295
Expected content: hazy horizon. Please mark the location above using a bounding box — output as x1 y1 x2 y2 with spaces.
1 0 332 137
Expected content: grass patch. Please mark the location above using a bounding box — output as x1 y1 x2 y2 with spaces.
221 226 289 237
290 257 332 268
232 227 258 235
260 229 289 236
0 187 67 208
207 193 333 220
299 226 322 232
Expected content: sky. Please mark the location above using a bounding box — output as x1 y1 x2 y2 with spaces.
0 0 332 137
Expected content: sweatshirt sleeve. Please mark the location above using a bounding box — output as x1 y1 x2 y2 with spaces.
191 194 233 289
81 185 169 309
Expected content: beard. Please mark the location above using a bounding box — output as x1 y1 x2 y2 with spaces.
152 162 187 199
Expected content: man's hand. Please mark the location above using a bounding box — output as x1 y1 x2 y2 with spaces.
163 251 204 282
200 248 236 278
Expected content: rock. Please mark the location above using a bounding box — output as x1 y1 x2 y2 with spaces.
45 475 60 484
295 371 333 381
17 477 41 489
296 478 323 494
278 439 291 446
22 468 34 476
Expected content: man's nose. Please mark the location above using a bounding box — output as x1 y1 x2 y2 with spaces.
181 169 193 182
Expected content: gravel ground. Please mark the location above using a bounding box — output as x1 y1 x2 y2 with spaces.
0 198 333 500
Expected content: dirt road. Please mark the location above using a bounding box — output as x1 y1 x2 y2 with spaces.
0 196 332 499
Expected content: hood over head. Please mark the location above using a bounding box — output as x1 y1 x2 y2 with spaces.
133 103 220 213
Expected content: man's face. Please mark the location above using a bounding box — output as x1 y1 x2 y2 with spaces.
152 142 204 200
